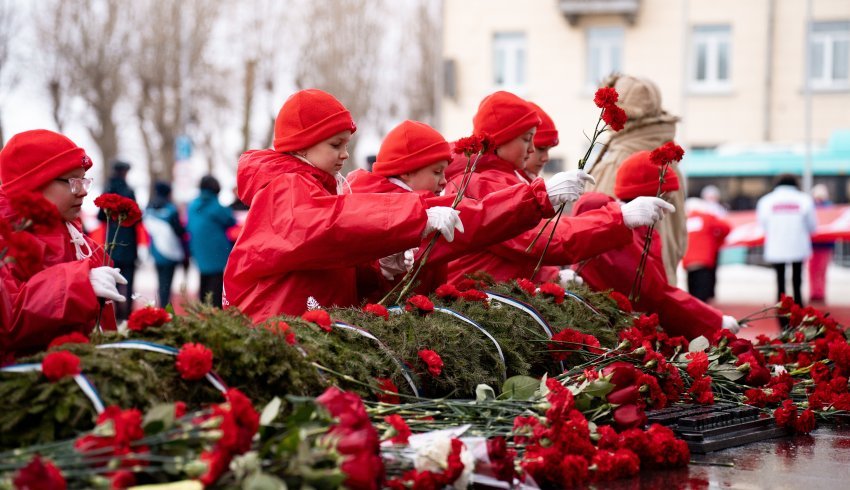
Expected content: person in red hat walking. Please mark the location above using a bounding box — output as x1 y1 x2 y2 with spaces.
572 151 739 339
0 130 125 356
443 91 673 284
222 90 463 322
347 119 582 300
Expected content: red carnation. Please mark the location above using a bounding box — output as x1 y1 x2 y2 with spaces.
602 105 628 131
405 295 434 316
47 332 90 350
94 193 142 227
127 306 172 331
539 282 565 304
435 283 461 300
418 349 443 377
608 291 632 312
175 343 213 381
688 375 715 405
548 328 585 361
649 141 685 166
375 377 400 404
794 408 816 434
13 455 66 490
9 192 62 232
363 303 389 320
516 278 537 296
774 399 797 429
302 309 332 331
265 321 297 345
777 293 796 315
384 414 411 444
594 87 619 108
685 351 709 379
460 288 488 303
174 401 187 418
453 133 495 156
42 351 81 382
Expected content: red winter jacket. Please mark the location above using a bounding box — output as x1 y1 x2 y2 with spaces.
574 193 721 340
0 190 116 358
683 210 731 270
443 154 633 283
346 169 556 300
222 152 428 322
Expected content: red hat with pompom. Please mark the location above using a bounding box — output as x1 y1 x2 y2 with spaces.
614 150 680 201
273 89 357 152
0 129 91 195
373 120 451 176
472 91 540 148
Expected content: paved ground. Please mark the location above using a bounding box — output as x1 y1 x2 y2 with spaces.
127 250 850 338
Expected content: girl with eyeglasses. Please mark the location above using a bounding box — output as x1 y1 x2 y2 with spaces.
0 129 125 357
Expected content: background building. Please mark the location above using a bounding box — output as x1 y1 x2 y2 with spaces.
440 0 850 207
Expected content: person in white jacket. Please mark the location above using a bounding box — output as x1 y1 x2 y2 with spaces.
756 174 817 313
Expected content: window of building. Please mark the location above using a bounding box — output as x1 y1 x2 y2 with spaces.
586 27 624 88
493 32 526 91
809 21 850 90
690 25 732 93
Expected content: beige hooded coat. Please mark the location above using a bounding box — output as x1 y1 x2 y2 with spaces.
587 75 687 285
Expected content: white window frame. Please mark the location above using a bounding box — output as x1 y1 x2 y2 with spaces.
586 27 624 90
809 21 850 91
690 25 732 94
492 32 526 93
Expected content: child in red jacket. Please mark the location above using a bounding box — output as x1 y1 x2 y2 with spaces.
1 130 123 356
348 119 582 300
444 91 674 284
222 90 463 321
573 150 739 339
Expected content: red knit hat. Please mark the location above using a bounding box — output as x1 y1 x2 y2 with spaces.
273 89 357 152
373 120 451 176
614 150 680 201
529 102 559 148
472 91 541 148
0 129 92 195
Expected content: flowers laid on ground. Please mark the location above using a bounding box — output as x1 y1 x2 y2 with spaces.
0 281 847 488
127 306 172 331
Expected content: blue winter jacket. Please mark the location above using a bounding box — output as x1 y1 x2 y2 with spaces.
187 190 236 274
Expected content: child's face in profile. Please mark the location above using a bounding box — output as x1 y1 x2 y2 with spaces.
302 131 352 175
400 161 449 195
42 167 89 222
495 128 537 169
525 145 551 177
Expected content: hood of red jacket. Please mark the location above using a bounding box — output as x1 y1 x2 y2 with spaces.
347 169 440 201
236 150 337 206
346 169 405 194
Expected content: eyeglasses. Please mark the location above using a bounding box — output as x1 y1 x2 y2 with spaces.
54 177 93 194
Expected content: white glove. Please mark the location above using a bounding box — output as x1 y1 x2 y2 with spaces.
423 207 464 242
545 170 596 207
558 268 583 287
620 196 676 229
379 248 418 280
89 267 127 302
722 315 741 334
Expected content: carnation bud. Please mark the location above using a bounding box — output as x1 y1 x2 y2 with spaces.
638 384 649 393
644 359 657 370
632 346 647 356
737 362 751 372
184 459 209 477
616 340 631 351
534 401 551 413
